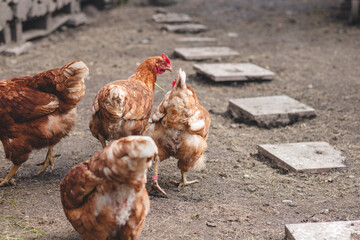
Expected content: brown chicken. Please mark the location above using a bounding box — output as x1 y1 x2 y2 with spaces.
60 135 157 240
89 54 172 148
147 69 210 196
0 61 89 186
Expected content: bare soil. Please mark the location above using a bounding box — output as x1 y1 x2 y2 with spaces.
0 0 359 239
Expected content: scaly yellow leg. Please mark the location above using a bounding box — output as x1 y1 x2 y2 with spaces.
36 146 54 175
0 165 21 187
172 170 199 187
148 156 167 196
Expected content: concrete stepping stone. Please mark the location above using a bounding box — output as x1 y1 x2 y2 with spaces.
174 47 239 60
258 142 346 173
285 220 360 240
228 95 316 127
177 37 217 42
153 13 192 23
162 24 207 33
2 42 33 56
193 63 275 82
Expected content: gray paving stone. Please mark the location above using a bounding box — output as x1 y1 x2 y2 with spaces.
2 42 33 56
177 37 217 42
153 13 192 23
67 13 87 27
174 47 239 60
258 142 346 173
193 63 275 82
228 95 316 127
162 24 207 33
285 220 360 240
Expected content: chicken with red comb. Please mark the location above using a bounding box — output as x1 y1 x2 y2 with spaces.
89 54 172 148
147 68 210 196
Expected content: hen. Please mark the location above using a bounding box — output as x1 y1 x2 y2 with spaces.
147 69 210 196
0 61 89 186
60 135 157 240
89 54 172 148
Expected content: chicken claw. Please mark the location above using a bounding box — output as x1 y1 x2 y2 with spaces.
148 180 167 197
36 146 54 175
0 165 20 187
171 171 199 187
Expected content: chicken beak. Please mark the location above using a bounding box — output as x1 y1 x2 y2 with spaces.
166 67 173 72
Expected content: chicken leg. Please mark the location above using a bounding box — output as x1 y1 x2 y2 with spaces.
98 135 107 149
172 170 199 187
36 146 54 175
0 165 20 187
148 156 167 196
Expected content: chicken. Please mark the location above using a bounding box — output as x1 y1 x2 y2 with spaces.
0 61 89 186
89 54 172 148
147 69 210 196
60 136 157 240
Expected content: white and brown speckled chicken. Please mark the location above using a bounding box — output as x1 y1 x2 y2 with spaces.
0 61 88 186
89 54 172 148
147 69 210 196
60 135 157 240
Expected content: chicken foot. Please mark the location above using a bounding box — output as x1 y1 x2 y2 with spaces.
0 165 20 187
36 146 54 175
148 156 167 196
172 170 199 187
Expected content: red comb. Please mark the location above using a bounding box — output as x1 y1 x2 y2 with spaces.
161 53 171 65
172 78 177 88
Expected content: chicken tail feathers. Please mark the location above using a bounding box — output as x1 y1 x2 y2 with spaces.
192 155 206 171
62 61 89 80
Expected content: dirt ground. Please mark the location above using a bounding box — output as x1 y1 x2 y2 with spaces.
0 0 359 239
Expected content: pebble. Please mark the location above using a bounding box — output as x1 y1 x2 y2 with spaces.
230 124 237 129
243 174 250 179
282 199 292 203
320 209 329 214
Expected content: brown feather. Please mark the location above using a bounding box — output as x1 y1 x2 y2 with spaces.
89 55 172 144
60 136 157 240
0 61 88 172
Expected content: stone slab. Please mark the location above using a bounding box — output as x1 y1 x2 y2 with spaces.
174 47 239 60
177 37 217 42
162 24 207 33
66 13 87 27
285 220 360 240
153 13 192 23
193 63 275 82
228 95 316 127
258 142 346 173
2 42 33 56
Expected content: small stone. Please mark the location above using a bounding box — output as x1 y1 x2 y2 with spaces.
230 124 237 129
206 221 216 227
227 32 239 37
243 174 250 179
320 209 329 214
282 199 292 203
